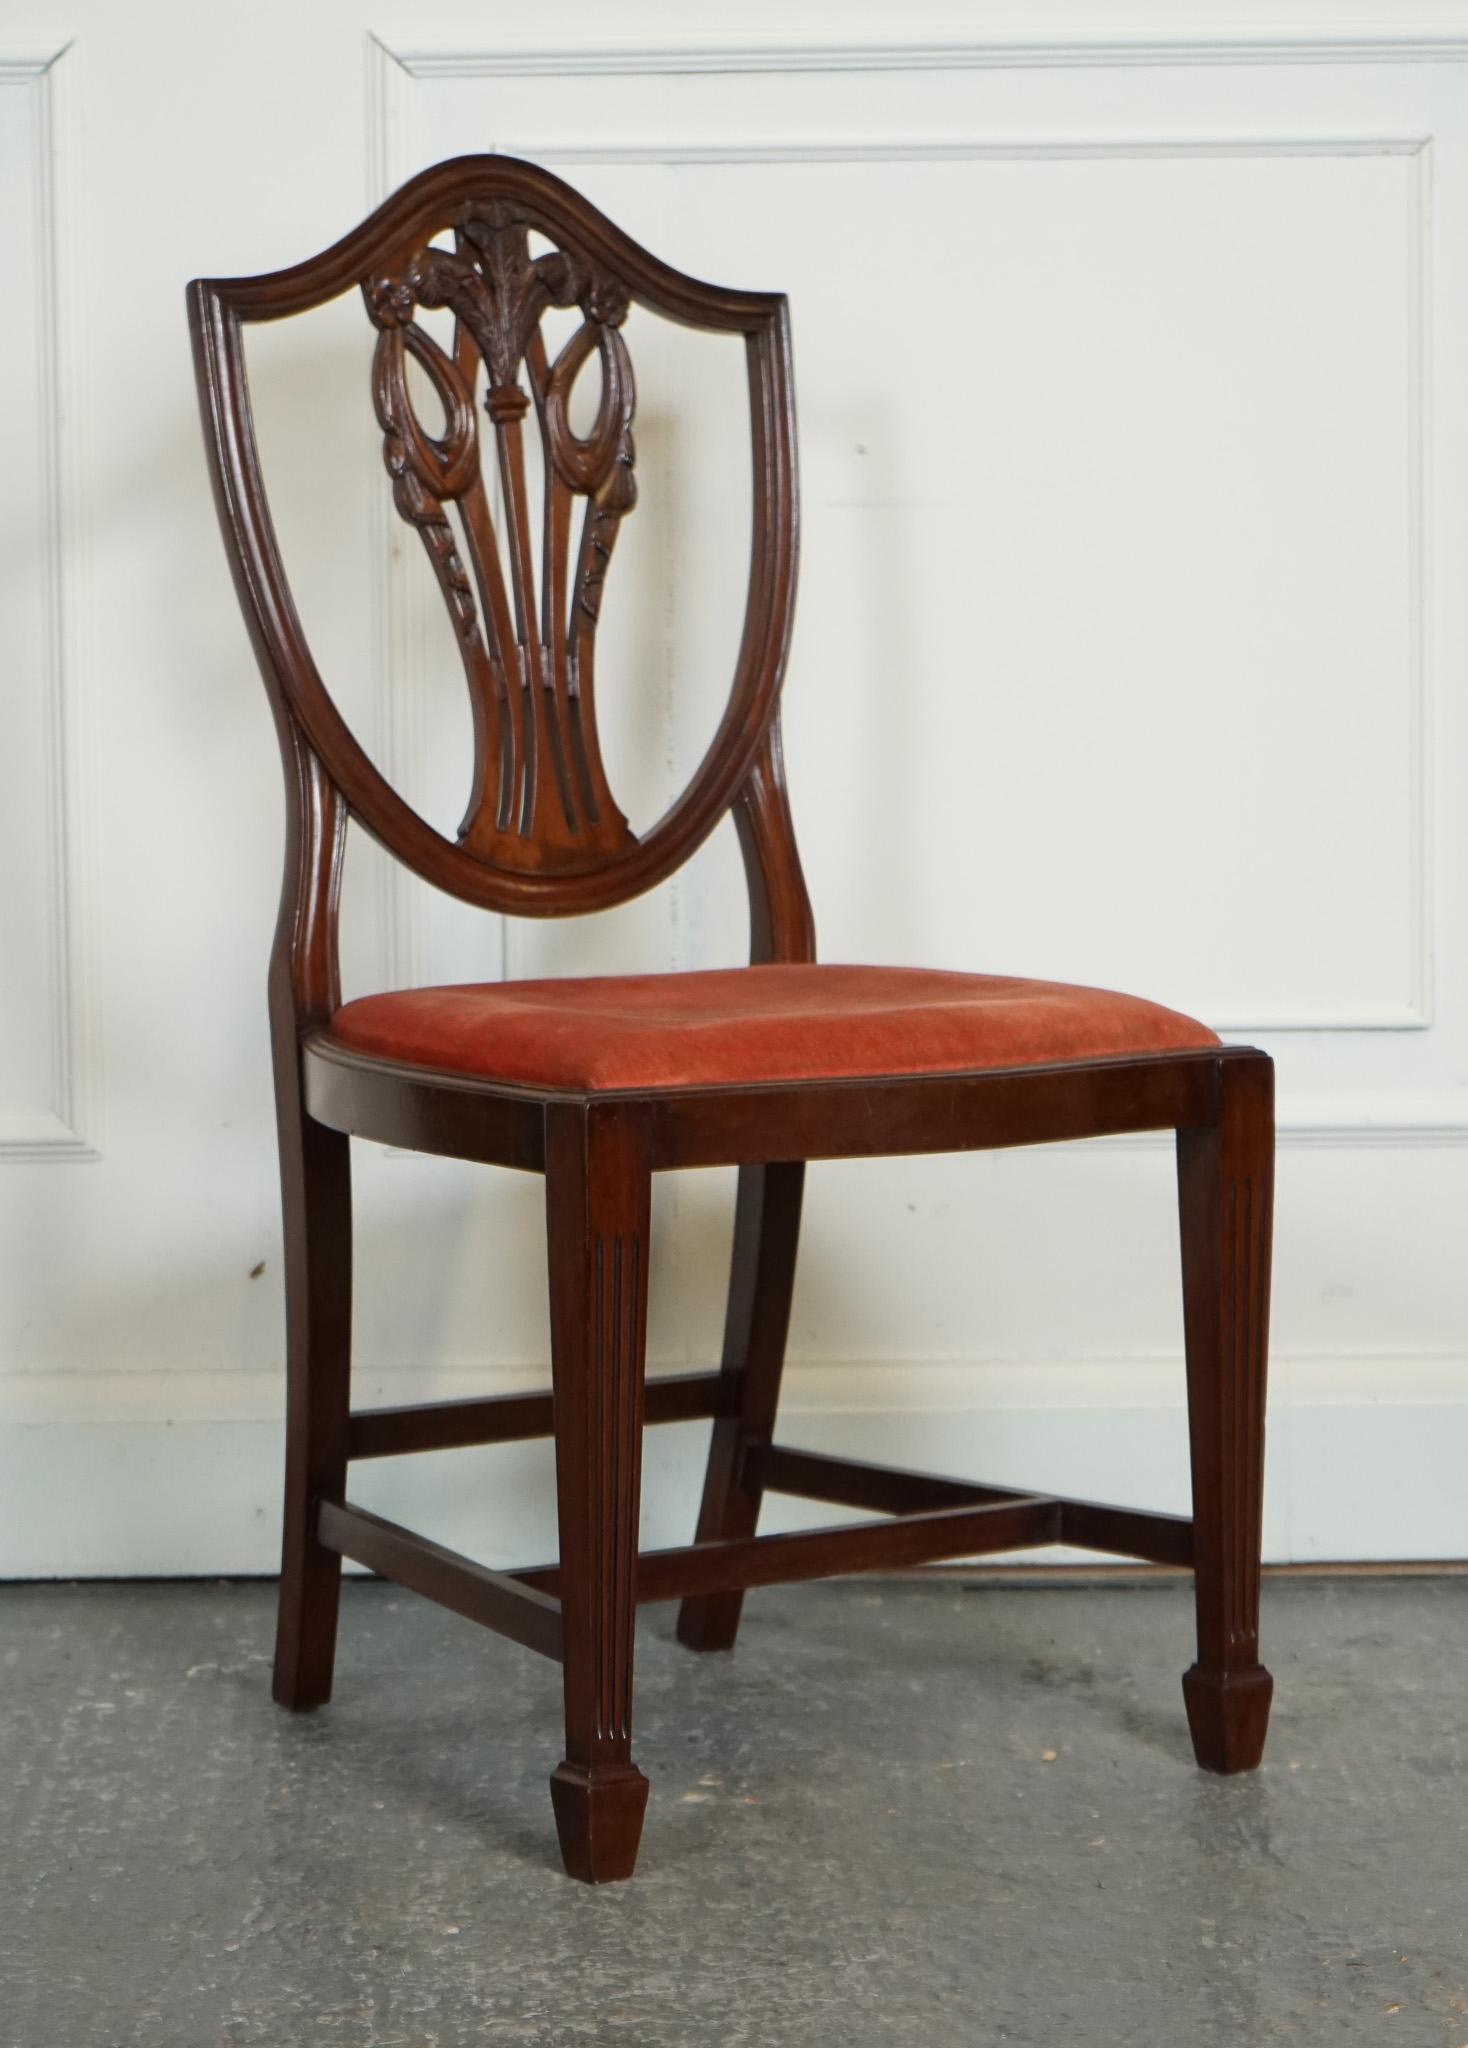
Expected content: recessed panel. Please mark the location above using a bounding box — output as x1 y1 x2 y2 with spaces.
0 71 68 1140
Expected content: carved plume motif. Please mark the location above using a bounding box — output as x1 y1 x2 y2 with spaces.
364 202 639 867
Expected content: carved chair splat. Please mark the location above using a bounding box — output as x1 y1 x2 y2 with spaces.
189 155 1275 1884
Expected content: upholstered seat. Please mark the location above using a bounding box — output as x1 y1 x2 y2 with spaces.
327 964 1220 1093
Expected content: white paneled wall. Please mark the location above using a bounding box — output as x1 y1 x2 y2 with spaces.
1 0 1466 1574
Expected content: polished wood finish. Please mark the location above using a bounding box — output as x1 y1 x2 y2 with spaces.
190 155 1276 1883
748 1445 1052 1517
365 203 642 872
270 742 351 1712
1178 1054 1276 1770
301 1035 1223 1173
677 1160 805 1650
188 154 797 924
1058 1496 1196 1569
543 1101 653 1881
347 1367 736 1461
608 1498 1059 1600
318 1500 564 1661
515 1489 1188 1602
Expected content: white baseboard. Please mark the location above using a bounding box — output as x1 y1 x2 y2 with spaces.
1 1357 1464 1578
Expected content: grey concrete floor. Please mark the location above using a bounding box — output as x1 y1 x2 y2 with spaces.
2 1576 1466 2047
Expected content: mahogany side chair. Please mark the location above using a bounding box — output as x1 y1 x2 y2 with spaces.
189 156 1275 1883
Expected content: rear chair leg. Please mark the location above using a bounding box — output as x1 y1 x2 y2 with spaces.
677 1161 805 1653
546 1103 652 1882
1177 1054 1275 1772
273 1093 352 1711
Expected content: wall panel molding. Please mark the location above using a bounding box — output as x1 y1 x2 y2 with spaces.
0 39 98 1162
1063 1088 1468 1150
371 27 1468 79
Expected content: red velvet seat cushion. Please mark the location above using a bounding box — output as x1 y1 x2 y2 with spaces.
326 964 1218 1093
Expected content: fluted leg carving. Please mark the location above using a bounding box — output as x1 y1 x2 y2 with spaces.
545 1103 651 1881
1177 1054 1275 1772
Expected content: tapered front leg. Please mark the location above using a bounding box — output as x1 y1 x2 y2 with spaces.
545 1102 652 1882
1177 1053 1275 1772
272 1083 352 1711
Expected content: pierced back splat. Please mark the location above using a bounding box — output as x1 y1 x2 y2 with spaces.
366 201 639 873
189 154 801 931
